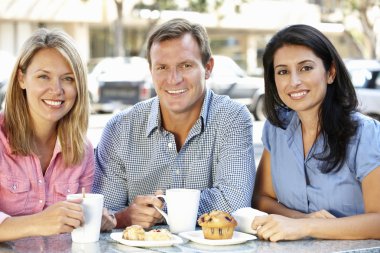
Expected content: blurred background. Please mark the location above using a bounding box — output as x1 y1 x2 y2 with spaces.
0 0 379 122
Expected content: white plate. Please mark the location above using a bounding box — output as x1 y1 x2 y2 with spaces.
110 232 183 247
179 230 256 246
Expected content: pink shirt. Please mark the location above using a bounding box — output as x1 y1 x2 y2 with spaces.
0 114 95 223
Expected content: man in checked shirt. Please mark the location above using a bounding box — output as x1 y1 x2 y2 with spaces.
93 18 256 230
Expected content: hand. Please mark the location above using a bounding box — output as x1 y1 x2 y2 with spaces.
116 194 164 229
101 208 117 232
252 214 309 242
304 209 336 219
30 198 84 236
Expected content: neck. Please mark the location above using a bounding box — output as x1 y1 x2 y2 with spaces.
161 105 203 151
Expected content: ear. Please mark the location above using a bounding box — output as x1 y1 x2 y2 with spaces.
205 57 214 80
18 69 26 89
327 62 336 85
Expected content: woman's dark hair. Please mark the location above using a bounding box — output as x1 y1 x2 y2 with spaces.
262 24 358 173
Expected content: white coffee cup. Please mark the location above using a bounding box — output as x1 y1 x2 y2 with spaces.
231 207 268 234
154 189 200 234
66 193 104 243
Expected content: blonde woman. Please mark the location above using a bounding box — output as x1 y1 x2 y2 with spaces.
0 28 94 241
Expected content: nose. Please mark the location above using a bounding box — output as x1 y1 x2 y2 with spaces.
290 72 301 87
167 67 182 85
49 78 63 94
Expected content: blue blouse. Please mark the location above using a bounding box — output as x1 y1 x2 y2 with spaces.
262 111 380 217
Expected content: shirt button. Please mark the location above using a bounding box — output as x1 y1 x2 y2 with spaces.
176 169 179 175
12 185 17 190
67 189 71 193
168 143 173 148
38 179 43 184
39 200 43 203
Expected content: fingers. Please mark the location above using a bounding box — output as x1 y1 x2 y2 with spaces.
126 194 165 228
134 195 163 209
101 208 117 232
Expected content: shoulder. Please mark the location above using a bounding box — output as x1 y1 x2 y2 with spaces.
207 91 251 122
105 98 155 129
352 112 380 141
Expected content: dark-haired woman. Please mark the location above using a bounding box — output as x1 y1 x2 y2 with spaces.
252 24 380 241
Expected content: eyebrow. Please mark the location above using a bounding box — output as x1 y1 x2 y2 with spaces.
34 69 74 75
274 59 315 69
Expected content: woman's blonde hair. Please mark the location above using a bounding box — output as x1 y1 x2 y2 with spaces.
4 28 89 166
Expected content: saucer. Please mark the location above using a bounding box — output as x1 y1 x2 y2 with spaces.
179 230 256 246
110 232 183 247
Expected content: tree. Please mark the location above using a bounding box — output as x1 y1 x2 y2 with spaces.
342 0 380 59
114 0 124 57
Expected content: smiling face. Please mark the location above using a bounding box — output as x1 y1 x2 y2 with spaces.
18 48 77 127
150 33 213 117
273 45 335 117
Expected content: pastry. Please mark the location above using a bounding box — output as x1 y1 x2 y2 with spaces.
144 229 172 241
197 210 237 240
122 225 145 240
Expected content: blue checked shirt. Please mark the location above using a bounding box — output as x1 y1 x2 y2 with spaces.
92 89 256 216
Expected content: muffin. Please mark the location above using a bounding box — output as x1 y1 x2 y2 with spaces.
144 229 172 241
198 210 237 240
122 225 145 240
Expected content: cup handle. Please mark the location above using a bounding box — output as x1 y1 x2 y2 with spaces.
153 194 169 225
153 205 169 224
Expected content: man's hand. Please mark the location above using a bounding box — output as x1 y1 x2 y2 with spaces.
115 194 164 229
101 208 117 231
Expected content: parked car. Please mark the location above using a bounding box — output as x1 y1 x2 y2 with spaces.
88 56 153 113
345 59 380 121
250 59 380 121
207 55 264 107
0 51 16 109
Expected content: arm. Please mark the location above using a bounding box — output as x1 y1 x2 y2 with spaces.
253 149 311 218
198 106 256 214
0 199 83 242
252 166 380 241
92 115 164 229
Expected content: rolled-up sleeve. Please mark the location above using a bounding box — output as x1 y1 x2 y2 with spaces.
198 104 256 214
92 114 129 212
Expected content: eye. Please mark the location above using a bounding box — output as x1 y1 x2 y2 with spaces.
38 74 49 80
156 65 166 71
301 65 313 71
276 69 287 75
182 63 192 68
63 76 75 82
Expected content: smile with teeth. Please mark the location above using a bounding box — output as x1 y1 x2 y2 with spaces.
167 89 187 94
44 99 63 106
289 91 308 99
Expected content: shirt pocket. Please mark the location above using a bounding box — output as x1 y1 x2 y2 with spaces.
0 176 31 215
53 182 80 202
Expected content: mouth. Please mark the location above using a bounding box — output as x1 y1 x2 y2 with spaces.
289 90 308 99
166 89 187 95
43 99 64 107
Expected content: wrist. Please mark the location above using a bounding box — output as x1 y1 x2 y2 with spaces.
115 208 132 229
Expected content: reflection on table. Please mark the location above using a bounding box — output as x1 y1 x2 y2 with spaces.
1 229 380 253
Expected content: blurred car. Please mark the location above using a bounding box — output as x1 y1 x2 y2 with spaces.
0 51 16 109
249 86 266 121
88 56 153 113
345 59 380 121
250 59 380 121
207 55 264 107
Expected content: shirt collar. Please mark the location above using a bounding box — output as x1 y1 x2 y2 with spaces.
145 88 212 137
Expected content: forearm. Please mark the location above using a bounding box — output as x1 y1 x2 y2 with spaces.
114 208 132 229
253 195 307 218
306 213 380 240
0 215 41 242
